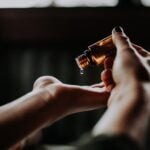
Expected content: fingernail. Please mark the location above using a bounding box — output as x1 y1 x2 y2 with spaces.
114 26 123 32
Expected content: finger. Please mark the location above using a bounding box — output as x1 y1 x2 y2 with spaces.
101 69 114 87
104 57 114 69
132 44 150 75
132 43 150 57
91 82 105 88
106 84 115 92
112 26 133 52
112 26 141 79
101 69 115 92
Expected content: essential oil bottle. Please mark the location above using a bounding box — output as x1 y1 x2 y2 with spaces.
75 35 116 71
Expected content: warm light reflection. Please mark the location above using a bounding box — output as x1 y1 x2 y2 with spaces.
0 0 118 8
141 0 150 6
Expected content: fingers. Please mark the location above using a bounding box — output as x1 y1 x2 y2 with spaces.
101 69 115 92
92 56 115 92
132 43 150 58
101 57 115 92
112 26 137 63
112 27 142 81
93 56 115 92
104 57 114 69
101 69 112 86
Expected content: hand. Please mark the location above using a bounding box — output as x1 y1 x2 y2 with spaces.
33 76 109 116
102 27 150 106
93 27 150 143
7 76 109 149
0 76 109 149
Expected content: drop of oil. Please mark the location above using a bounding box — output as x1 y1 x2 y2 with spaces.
80 69 84 75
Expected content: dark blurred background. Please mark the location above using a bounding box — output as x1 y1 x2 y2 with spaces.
0 0 150 146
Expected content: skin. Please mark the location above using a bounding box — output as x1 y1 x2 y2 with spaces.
92 27 150 146
0 76 109 149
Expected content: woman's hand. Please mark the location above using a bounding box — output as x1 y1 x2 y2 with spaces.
33 76 109 116
1 74 109 149
93 27 150 143
102 27 149 105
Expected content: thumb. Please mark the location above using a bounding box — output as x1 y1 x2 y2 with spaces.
112 26 134 56
112 27 140 82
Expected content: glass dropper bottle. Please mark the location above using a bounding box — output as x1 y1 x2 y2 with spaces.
75 35 116 71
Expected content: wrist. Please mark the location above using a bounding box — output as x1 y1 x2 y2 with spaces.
92 106 128 138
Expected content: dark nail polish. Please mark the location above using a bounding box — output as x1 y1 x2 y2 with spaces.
114 26 123 32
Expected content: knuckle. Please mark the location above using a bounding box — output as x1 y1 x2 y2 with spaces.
114 33 129 42
120 36 131 46
115 34 132 49
120 34 129 41
122 47 134 53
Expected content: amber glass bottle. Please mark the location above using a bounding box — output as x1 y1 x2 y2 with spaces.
75 35 116 70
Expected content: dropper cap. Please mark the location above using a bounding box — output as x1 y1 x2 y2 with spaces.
75 53 90 70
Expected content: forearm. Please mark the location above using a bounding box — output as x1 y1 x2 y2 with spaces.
0 89 64 148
